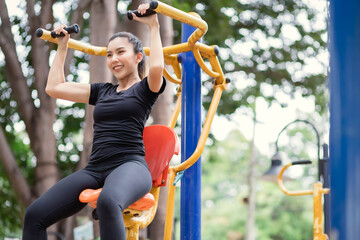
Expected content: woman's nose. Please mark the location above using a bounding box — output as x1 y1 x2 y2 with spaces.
111 54 118 62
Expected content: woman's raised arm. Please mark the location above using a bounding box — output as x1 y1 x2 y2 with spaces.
46 24 91 103
132 4 164 93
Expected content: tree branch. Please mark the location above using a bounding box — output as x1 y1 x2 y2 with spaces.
26 0 39 36
0 125 32 207
0 0 35 132
64 0 92 75
27 0 56 112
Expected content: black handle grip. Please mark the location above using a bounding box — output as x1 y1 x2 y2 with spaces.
50 24 80 38
292 160 312 166
127 9 157 20
35 28 44 38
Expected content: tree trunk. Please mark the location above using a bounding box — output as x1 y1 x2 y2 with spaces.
245 108 257 240
148 13 175 240
0 0 59 238
77 0 117 170
0 127 32 207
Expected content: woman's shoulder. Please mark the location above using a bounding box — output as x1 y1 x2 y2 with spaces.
139 76 166 94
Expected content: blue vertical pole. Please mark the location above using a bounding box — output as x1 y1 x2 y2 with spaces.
329 0 360 239
180 23 202 239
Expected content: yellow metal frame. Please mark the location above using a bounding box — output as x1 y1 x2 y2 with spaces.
37 1 227 239
277 163 330 240
123 186 160 240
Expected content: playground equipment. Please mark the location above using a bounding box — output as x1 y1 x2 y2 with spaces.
277 160 330 240
37 1 228 239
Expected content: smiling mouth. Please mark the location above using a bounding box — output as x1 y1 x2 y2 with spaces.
113 65 124 71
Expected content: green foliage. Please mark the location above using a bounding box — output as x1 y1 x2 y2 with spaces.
0 0 86 236
256 183 313 240
200 129 314 239
0 169 23 238
55 103 86 177
174 0 328 115
0 60 34 238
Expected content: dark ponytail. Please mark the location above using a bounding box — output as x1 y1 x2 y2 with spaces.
108 32 146 79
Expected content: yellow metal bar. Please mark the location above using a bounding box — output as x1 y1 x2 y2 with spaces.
163 67 182 85
124 187 160 238
144 42 217 58
164 54 182 79
173 85 224 172
192 47 219 78
277 163 313 196
197 44 217 59
171 62 182 80
278 163 330 240
168 93 181 129
162 43 191 55
37 29 107 56
126 225 140 240
162 42 216 57
313 183 323 239
164 168 177 240
152 1 208 46
313 183 330 240
209 55 227 89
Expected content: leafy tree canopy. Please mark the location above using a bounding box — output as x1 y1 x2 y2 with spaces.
171 0 328 115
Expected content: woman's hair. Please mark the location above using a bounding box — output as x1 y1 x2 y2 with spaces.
108 32 146 79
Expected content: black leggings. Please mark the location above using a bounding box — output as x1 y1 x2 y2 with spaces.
22 158 152 240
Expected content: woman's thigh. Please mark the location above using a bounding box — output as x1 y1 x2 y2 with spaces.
100 161 152 210
25 169 102 226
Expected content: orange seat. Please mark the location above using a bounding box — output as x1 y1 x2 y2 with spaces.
79 125 179 213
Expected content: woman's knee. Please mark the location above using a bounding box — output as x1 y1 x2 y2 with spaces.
97 192 124 216
24 202 45 229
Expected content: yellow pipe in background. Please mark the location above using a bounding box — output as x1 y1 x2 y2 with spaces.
277 163 313 196
164 168 177 240
151 1 208 46
164 54 182 79
161 42 217 57
173 85 224 172
208 55 227 88
162 43 191 55
313 182 329 240
192 47 219 78
168 93 181 129
277 162 330 240
37 29 107 56
163 67 182 85
123 186 162 240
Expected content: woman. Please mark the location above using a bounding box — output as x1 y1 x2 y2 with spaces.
22 4 165 240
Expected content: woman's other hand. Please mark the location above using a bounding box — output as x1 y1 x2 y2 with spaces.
131 4 159 29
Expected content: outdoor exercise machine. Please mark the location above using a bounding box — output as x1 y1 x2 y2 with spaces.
277 160 330 240
36 1 228 239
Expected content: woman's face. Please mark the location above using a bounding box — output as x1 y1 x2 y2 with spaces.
106 37 142 81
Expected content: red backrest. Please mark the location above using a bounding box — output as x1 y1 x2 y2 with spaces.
143 125 179 187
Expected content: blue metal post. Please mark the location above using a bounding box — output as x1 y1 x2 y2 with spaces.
329 0 360 239
180 23 202 240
